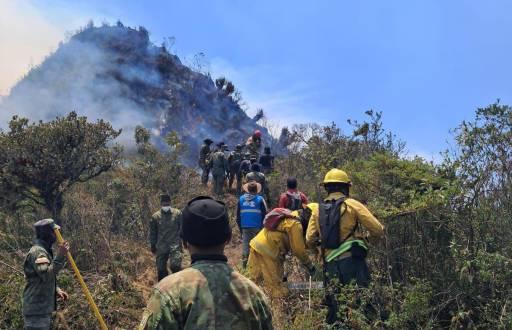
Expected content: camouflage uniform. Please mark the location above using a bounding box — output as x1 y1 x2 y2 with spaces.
210 150 229 196
150 209 183 281
138 257 273 330
228 149 243 191
23 239 66 329
246 171 271 206
199 143 212 185
246 137 262 159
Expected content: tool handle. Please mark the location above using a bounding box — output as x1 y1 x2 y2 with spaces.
55 228 109 330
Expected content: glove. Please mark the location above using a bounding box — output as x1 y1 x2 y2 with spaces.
150 244 157 254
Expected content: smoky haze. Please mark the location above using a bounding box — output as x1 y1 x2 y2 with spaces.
0 23 274 163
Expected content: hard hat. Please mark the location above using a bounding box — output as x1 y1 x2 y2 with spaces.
323 169 351 185
254 130 262 138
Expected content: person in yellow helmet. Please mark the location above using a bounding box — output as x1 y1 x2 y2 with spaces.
247 205 316 298
306 168 384 325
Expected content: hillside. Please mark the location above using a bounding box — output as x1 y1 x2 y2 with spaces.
0 23 272 163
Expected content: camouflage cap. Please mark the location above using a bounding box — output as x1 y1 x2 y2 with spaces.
34 218 60 230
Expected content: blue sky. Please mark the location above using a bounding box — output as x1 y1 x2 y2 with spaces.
2 1 512 159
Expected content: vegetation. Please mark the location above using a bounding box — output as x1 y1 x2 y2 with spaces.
0 102 510 329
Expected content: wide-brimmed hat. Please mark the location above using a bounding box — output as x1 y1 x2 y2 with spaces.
242 181 262 194
204 138 213 144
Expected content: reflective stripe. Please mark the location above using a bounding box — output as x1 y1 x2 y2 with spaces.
325 239 367 263
241 209 262 214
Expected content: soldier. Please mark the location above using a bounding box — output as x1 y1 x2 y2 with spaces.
210 143 229 196
228 144 243 191
259 147 274 174
139 196 273 329
149 194 183 281
246 163 271 206
22 219 69 330
199 138 213 186
246 130 263 159
237 152 252 195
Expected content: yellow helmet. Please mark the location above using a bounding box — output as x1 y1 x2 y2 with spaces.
323 169 351 185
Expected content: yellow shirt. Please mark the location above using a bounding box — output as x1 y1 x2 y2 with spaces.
306 192 384 257
250 216 311 268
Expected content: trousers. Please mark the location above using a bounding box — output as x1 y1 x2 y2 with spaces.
248 249 288 298
324 256 370 325
156 246 182 281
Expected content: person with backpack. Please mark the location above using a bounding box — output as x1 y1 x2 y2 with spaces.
246 163 271 206
237 152 252 195
210 143 229 196
228 144 243 192
247 204 317 298
277 177 308 211
306 168 384 325
236 182 268 269
259 147 274 174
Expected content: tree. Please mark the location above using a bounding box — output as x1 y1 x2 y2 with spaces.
0 112 122 224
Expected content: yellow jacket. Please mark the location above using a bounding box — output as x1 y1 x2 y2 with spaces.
306 192 384 257
250 214 311 268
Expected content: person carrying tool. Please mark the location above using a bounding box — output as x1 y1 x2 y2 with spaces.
22 219 70 330
259 147 274 174
247 204 317 298
139 196 273 329
210 142 229 196
149 194 182 281
306 169 384 325
277 177 309 211
228 144 243 191
236 181 268 268
199 138 214 186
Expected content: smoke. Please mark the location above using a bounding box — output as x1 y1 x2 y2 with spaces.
0 0 63 96
0 26 164 146
0 24 276 164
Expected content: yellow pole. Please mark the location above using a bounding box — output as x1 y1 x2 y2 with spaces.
54 228 109 330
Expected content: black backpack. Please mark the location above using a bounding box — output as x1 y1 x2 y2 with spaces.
319 197 347 249
286 192 302 211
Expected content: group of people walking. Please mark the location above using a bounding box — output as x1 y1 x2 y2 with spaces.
198 130 275 198
21 163 383 329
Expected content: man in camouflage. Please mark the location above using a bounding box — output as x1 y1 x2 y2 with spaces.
22 219 69 330
139 196 273 330
199 138 213 186
149 194 183 281
246 130 263 159
210 143 229 196
246 163 271 206
228 144 243 192
238 152 253 195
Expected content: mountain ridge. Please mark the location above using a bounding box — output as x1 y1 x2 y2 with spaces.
0 23 273 164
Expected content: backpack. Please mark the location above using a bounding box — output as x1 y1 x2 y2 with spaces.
263 208 298 231
318 197 347 249
212 152 225 169
285 192 302 211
